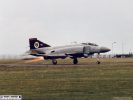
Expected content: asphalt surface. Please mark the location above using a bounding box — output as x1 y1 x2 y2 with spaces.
0 63 99 67
0 62 133 68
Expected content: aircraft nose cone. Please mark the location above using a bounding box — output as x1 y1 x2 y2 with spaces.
100 47 111 53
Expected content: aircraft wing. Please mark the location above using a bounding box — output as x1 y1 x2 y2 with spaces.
29 52 67 59
28 49 84 59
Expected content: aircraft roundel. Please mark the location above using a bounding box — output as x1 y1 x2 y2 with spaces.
34 42 40 48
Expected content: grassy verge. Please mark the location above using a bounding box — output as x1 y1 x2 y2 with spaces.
0 58 133 99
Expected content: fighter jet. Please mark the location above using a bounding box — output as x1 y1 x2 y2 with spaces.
28 38 110 65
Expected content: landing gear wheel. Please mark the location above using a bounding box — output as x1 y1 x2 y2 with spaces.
73 58 78 64
52 59 57 65
97 61 101 64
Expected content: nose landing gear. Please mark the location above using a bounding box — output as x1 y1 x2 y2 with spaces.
96 53 101 64
96 59 101 64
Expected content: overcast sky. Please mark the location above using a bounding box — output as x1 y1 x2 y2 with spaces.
0 0 133 55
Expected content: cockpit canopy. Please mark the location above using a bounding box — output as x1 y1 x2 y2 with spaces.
81 43 98 46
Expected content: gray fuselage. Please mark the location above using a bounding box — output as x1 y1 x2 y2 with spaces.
30 43 110 59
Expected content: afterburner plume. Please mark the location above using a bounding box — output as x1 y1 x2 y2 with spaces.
25 57 44 63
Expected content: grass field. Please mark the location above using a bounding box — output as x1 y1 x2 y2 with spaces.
0 58 133 100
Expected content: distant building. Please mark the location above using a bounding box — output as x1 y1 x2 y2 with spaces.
115 53 133 58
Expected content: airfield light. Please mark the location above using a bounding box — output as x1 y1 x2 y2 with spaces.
112 42 116 57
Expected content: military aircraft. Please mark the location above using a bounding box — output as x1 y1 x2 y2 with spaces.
28 38 110 65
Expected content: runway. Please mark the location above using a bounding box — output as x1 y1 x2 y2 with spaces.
0 63 99 67
0 62 133 68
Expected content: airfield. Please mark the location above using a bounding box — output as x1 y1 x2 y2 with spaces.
0 58 133 100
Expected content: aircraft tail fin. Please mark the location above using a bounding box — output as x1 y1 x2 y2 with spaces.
29 38 51 49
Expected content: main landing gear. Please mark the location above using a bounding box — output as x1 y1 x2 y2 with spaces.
52 59 57 65
73 58 78 64
52 58 78 65
51 57 100 65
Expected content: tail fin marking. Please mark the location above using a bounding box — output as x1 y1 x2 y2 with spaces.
29 38 51 49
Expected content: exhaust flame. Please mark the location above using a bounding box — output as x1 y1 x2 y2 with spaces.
25 57 44 63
